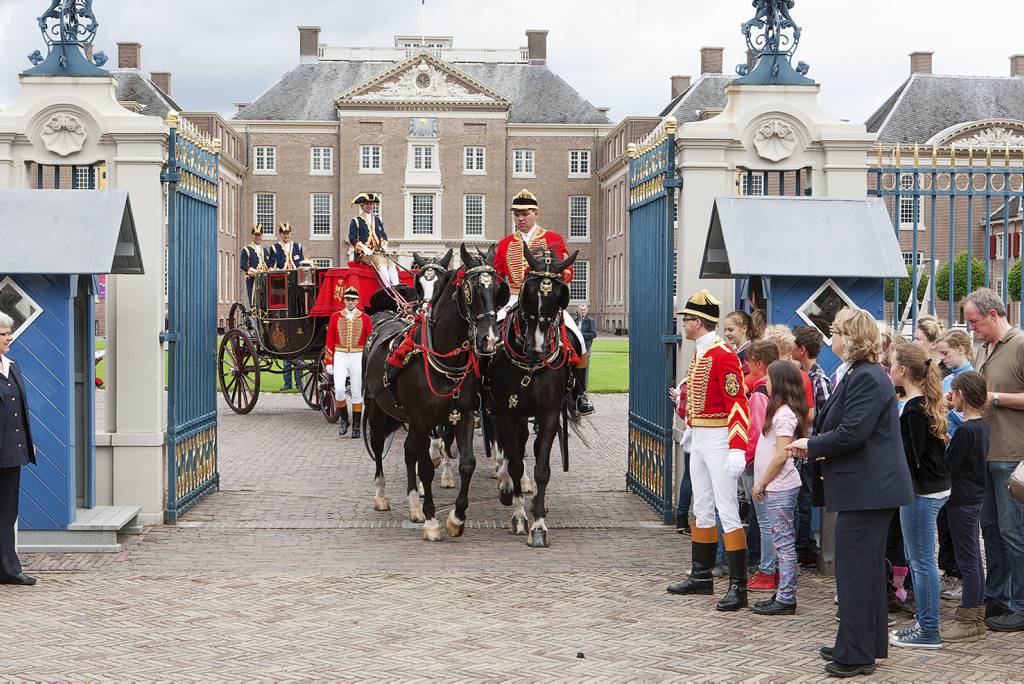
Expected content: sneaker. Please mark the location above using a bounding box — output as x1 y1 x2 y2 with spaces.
748 570 779 592
675 526 691 535
887 616 897 627
711 565 726 579
985 611 1024 632
890 622 920 638
798 551 818 568
889 624 942 649
940 576 962 602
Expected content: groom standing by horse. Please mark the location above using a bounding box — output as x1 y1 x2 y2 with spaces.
494 189 594 416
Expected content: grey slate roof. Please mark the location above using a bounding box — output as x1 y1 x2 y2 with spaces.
867 74 1024 144
660 74 733 122
112 69 182 118
989 196 1023 224
233 61 611 124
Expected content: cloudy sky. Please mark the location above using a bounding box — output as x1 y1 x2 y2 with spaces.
0 0 1021 123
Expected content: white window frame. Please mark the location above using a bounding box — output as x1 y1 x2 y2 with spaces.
254 193 276 235
994 233 1005 259
0 276 44 342
902 251 926 267
310 147 333 176
899 173 923 230
796 278 859 346
739 172 765 196
463 194 485 237
412 145 435 171
359 144 382 174
569 150 591 178
513 149 535 178
568 195 590 241
312 258 333 269
995 277 1006 298
74 166 93 189
409 192 437 237
463 146 486 175
310 193 333 240
254 146 276 175
569 259 589 303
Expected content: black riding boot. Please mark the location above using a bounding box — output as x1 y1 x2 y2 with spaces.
571 366 595 416
667 537 716 595
337 403 349 436
351 409 361 439
716 547 749 611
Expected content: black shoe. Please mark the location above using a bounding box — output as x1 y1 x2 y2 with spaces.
985 611 1024 632
351 412 361 439
824 662 876 678
752 595 796 615
576 394 595 416
338 412 349 436
715 547 748 611
667 576 713 595
798 551 818 568
0 573 36 586
819 646 834 661
675 525 691 535
985 599 1010 620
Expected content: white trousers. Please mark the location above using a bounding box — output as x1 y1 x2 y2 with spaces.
333 350 363 404
498 294 586 350
365 252 400 287
689 427 743 533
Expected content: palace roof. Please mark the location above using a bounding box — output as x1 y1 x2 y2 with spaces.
111 69 182 118
659 74 733 122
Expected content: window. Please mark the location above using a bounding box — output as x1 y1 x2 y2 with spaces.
310 147 333 175
569 150 590 177
995 234 1005 259
359 145 382 173
73 166 94 189
569 260 589 302
569 196 590 240
411 194 434 235
796 278 858 345
254 146 276 174
606 256 612 304
740 172 765 196
254 193 275 235
464 194 485 236
899 173 921 229
0 276 43 342
267 273 287 309
312 258 333 269
464 146 486 174
413 145 434 171
902 251 926 266
513 149 535 177
311 193 332 239
995 278 1005 298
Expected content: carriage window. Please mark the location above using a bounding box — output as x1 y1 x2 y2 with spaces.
267 273 287 310
569 260 589 302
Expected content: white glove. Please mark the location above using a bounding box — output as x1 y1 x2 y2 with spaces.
325 364 333 374
360 245 373 256
725 449 746 477
681 426 693 452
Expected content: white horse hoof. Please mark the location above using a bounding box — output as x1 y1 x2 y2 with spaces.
440 474 455 488
409 510 426 523
423 519 443 542
445 511 465 537
520 476 534 494
527 528 549 548
509 516 528 536
374 496 391 512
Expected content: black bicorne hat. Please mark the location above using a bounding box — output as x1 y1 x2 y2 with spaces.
679 289 720 323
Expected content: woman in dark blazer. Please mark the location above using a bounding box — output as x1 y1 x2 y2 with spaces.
788 308 913 677
0 311 36 586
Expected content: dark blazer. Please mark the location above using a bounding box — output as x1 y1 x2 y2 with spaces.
807 360 914 513
348 215 387 249
240 244 271 273
577 314 597 351
0 361 36 469
273 241 305 270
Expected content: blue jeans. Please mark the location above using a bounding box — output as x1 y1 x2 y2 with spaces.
794 460 819 554
674 451 692 527
749 474 777 574
282 360 299 389
982 461 1024 615
764 486 801 604
742 471 762 567
900 494 948 632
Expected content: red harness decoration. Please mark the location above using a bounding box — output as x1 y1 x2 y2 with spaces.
411 316 480 399
387 311 425 369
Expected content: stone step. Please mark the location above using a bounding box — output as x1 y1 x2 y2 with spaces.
18 505 143 553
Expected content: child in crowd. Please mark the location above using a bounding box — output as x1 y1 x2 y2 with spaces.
937 329 975 436
750 360 809 615
940 370 989 642
763 324 815 417
889 342 951 649
915 314 948 376
744 340 781 591
724 310 758 376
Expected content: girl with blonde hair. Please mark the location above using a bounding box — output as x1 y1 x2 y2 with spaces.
937 329 975 436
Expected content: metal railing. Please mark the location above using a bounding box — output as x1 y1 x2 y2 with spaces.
317 45 529 63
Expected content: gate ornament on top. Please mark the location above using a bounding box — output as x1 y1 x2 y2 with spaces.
753 119 798 162
734 0 813 86
24 0 108 77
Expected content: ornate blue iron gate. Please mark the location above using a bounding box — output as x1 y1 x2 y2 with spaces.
626 122 680 522
162 114 220 523
869 145 1024 330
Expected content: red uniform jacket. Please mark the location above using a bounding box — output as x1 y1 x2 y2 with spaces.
494 226 573 295
325 309 372 362
685 336 750 452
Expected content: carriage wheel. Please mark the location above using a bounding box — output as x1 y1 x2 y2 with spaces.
226 302 247 332
218 329 261 414
300 361 320 410
319 359 340 424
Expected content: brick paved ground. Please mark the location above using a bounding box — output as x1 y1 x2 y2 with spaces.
4 393 1021 681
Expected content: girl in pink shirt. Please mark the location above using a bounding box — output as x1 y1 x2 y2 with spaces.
751 361 809 615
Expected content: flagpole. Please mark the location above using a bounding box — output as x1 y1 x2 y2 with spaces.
420 0 425 47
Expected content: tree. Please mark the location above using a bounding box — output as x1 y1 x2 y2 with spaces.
934 252 986 303
1010 260 1022 302
884 263 929 313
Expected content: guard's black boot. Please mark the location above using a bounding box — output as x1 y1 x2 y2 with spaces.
337 404 349 436
571 366 595 416
351 409 361 439
716 547 749 611
667 535 716 595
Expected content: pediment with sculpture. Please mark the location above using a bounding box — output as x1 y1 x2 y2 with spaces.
930 119 1024 148
336 52 510 110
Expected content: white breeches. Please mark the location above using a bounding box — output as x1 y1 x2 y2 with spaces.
497 294 586 350
689 427 742 533
333 350 363 404
365 252 399 287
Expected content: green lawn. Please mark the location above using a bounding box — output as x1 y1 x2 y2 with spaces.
589 337 629 393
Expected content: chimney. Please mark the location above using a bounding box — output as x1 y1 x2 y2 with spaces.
526 29 548 65
670 75 692 100
85 44 94 62
700 46 724 74
298 25 321 63
117 41 141 69
150 71 171 97
1012 54 1024 77
746 49 757 73
910 51 933 75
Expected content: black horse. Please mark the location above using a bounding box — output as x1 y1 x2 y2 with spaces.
485 248 578 548
362 244 506 541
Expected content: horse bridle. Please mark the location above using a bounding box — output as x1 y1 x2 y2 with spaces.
521 268 566 326
425 262 500 358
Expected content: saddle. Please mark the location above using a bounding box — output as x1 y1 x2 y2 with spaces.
363 312 415 403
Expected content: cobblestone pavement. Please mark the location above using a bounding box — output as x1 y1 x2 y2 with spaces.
4 394 1021 681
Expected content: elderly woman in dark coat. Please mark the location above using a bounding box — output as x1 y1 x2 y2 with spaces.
788 308 913 677
0 311 37 586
